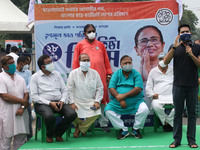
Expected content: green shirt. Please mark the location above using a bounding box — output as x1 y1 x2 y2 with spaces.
105 69 145 115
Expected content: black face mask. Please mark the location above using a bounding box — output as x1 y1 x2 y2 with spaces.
180 33 191 42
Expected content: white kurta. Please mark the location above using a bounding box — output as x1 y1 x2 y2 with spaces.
0 71 29 138
67 68 103 118
146 66 174 126
146 66 173 104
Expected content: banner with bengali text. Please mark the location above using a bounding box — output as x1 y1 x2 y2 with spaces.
34 0 178 117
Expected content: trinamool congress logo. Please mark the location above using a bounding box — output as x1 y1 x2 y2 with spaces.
156 8 173 25
43 43 62 62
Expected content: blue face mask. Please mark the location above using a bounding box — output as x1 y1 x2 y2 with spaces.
5 63 16 74
180 33 191 42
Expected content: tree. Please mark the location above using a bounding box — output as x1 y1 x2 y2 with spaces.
193 28 200 40
0 0 32 48
180 4 199 39
11 0 29 14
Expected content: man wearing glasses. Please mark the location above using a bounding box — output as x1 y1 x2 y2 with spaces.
68 53 103 138
30 54 77 143
134 25 165 82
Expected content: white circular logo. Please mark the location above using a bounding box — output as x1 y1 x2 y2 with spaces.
156 8 173 25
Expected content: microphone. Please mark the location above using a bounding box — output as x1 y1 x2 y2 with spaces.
186 40 190 46
185 39 191 56
185 36 191 45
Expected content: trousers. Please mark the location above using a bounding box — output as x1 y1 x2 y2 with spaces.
105 102 149 131
173 85 198 143
35 103 77 137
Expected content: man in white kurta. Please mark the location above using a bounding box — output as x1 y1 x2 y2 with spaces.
67 53 104 138
146 52 174 131
0 55 29 150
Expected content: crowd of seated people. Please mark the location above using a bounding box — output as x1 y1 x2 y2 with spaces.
0 23 199 150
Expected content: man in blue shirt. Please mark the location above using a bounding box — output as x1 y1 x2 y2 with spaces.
16 55 32 140
105 55 149 140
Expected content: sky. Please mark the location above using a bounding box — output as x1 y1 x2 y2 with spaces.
182 0 200 28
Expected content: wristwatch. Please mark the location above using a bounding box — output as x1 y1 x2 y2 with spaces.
107 75 112 78
172 46 177 50
21 105 25 109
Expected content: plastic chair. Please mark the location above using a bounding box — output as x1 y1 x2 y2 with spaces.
90 123 95 135
35 113 71 143
154 104 174 132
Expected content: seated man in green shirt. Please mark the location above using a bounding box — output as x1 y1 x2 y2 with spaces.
105 55 149 140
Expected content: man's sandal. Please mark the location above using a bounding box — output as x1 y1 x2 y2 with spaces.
188 142 198 148
169 141 180 148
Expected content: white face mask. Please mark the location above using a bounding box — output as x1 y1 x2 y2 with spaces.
22 48 26 52
122 64 133 72
22 64 29 71
45 63 54 72
87 32 96 40
80 62 91 71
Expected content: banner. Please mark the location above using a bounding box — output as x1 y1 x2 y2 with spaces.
35 0 179 115
5 40 23 48
176 0 183 20
28 0 42 24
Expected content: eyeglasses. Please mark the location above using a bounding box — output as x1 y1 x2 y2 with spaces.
138 37 161 46
87 30 95 34
80 59 90 62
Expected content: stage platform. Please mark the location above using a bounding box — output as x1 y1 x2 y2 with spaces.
19 125 200 150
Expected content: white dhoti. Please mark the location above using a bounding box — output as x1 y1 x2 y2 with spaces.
151 95 174 127
105 102 149 131
0 130 27 150
75 99 101 118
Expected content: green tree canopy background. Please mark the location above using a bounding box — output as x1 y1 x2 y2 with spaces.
180 5 199 40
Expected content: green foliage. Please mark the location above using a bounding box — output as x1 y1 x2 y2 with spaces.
0 0 31 48
11 0 29 14
193 28 200 41
180 4 199 39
